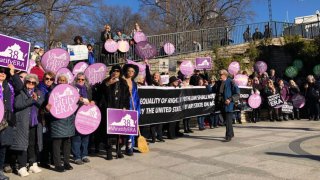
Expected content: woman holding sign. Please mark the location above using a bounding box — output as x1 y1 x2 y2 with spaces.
72 73 94 165
12 74 44 177
45 74 75 172
123 64 140 156
264 80 280 121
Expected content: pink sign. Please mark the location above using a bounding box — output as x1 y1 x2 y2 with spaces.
107 108 138 135
180 61 194 76
118 40 130 52
196 57 212 70
41 48 70 73
73 62 88 75
228 61 240 76
254 61 268 73
84 63 107 85
0 100 4 123
291 94 306 108
48 84 80 119
133 32 147 43
27 59 36 73
55 68 74 84
75 105 101 135
234 74 249 86
163 43 175 55
248 94 262 109
104 39 118 53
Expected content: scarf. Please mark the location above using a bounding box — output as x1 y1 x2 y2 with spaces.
76 84 88 98
0 84 3 100
28 89 38 127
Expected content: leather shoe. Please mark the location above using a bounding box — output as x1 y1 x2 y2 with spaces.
54 166 65 172
224 137 232 142
64 163 73 170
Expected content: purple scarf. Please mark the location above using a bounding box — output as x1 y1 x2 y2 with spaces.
76 84 88 98
0 84 3 100
28 89 38 127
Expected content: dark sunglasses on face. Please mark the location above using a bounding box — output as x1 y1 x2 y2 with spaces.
45 77 54 81
26 80 37 85
77 78 85 82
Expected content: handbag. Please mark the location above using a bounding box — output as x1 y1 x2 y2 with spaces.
137 127 149 153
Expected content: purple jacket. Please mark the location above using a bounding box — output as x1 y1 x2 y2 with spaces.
279 85 290 101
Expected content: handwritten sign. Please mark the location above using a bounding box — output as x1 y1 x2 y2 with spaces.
73 62 88 75
133 32 147 43
104 39 118 53
75 105 101 135
41 48 70 73
107 108 138 136
135 41 157 59
267 93 284 108
84 63 107 85
49 84 80 119
180 60 194 76
55 68 74 84
196 57 212 70
0 34 30 71
281 102 293 114
67 45 89 61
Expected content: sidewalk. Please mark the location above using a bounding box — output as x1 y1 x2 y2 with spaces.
7 120 320 180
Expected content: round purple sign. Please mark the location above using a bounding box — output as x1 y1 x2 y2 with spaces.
254 61 268 73
133 32 147 43
180 61 194 76
228 61 240 76
248 94 262 109
84 63 107 85
104 39 118 53
55 68 74 84
118 40 130 52
164 43 175 55
135 41 157 59
48 84 80 119
75 105 101 135
291 94 306 109
0 99 4 123
234 74 248 86
73 62 88 75
41 48 70 73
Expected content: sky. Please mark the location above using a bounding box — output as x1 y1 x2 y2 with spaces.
106 0 320 23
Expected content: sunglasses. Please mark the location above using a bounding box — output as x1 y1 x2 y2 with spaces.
77 78 85 81
45 77 54 81
26 80 37 85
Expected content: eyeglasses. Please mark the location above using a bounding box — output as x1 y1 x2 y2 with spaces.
26 80 37 85
77 78 85 82
45 77 54 81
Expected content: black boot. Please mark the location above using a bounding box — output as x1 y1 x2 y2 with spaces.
297 111 300 120
106 146 113 160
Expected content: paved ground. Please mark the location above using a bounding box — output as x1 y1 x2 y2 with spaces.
7 119 320 180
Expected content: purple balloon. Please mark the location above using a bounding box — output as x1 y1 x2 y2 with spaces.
292 94 306 108
73 62 89 75
254 61 268 73
164 43 175 55
55 68 74 84
84 63 107 85
118 40 130 53
41 48 70 73
133 32 147 43
248 94 262 109
180 61 194 76
135 41 157 59
234 74 249 86
48 84 80 119
0 100 4 123
104 40 118 53
228 61 240 76
75 105 101 135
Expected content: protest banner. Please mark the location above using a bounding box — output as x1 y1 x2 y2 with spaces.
267 93 284 108
41 48 70 73
0 34 30 71
55 68 74 84
84 63 107 85
195 57 212 70
133 32 147 43
104 39 118 53
75 105 101 135
281 102 294 114
291 94 306 108
67 45 89 61
180 61 194 76
163 43 175 55
138 86 215 125
73 62 89 75
107 108 138 135
135 41 157 59
0 100 4 123
48 84 80 119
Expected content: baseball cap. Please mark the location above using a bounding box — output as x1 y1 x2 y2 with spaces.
34 45 40 49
